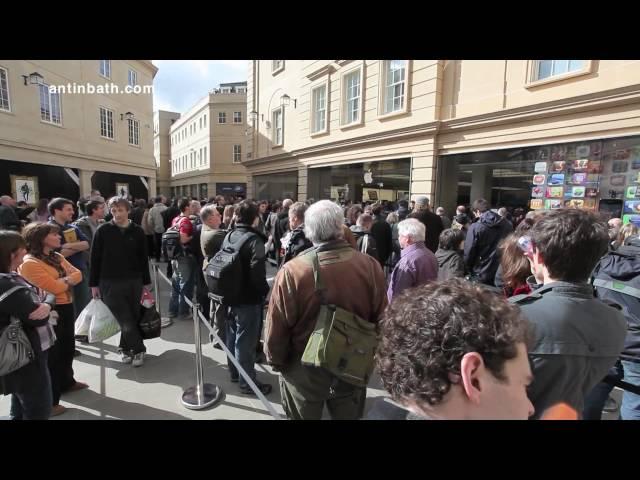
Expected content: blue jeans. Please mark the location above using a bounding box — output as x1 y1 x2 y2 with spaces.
169 255 196 317
10 352 52 420
225 304 262 389
621 360 640 420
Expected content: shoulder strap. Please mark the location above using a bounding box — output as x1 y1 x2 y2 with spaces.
0 285 29 304
593 278 640 300
311 249 328 305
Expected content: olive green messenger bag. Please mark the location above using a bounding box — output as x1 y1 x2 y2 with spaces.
301 248 378 387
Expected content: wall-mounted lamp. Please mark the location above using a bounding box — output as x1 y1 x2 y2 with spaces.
280 94 297 108
120 111 134 121
22 72 44 86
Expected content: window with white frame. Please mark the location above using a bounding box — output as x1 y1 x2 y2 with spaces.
128 118 140 146
342 69 361 125
381 60 408 115
272 107 283 146
237 86 247 93
534 60 586 81
218 111 226 123
199 117 202 129
199 148 203 166
39 84 62 125
0 67 10 112
272 60 284 74
233 144 242 163
311 83 327 134
204 114 207 127
100 60 111 78
128 69 138 87
234 111 242 123
99 107 114 139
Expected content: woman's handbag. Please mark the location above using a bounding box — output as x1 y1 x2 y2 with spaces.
139 305 162 340
0 286 35 376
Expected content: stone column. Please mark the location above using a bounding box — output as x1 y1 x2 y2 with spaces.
148 177 157 198
297 166 308 202
79 169 95 198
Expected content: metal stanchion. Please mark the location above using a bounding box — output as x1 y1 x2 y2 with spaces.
152 264 161 317
181 285 222 410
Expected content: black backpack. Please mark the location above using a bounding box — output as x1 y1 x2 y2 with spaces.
206 230 256 305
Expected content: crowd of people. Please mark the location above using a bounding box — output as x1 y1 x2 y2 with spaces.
1 188 639 421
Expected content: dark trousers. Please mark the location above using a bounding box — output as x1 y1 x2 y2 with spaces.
10 351 52 420
147 235 155 259
100 278 145 355
154 233 163 262
279 359 366 420
48 303 76 405
195 267 210 321
210 301 227 345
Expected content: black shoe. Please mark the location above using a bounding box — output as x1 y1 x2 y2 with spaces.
240 382 272 396
75 335 89 343
255 352 265 364
74 349 82 357
213 343 224 351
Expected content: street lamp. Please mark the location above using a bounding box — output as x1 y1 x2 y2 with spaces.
22 72 44 86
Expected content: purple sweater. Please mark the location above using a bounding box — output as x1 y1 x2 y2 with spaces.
387 241 438 302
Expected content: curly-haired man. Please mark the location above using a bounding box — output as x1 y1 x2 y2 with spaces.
369 279 534 420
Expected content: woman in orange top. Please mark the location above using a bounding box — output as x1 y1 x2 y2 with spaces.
19 222 88 417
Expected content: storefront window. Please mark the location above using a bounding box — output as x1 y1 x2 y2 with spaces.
308 158 410 204
254 172 298 201
437 135 640 221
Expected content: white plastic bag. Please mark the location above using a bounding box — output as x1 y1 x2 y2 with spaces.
84 299 121 343
74 301 94 336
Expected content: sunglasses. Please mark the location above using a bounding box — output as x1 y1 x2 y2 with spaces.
517 236 535 259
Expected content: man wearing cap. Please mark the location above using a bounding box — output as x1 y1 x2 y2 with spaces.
408 196 443 253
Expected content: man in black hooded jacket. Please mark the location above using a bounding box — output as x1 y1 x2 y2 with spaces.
464 198 513 286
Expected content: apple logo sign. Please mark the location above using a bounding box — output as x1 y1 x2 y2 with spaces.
364 171 373 184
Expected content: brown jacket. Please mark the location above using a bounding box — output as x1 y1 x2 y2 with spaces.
342 224 357 249
265 240 388 367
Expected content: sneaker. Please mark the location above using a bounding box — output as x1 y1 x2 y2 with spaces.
240 382 272 396
50 405 67 417
121 352 133 364
161 317 173 328
132 352 145 367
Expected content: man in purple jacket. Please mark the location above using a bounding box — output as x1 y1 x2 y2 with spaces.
387 218 439 303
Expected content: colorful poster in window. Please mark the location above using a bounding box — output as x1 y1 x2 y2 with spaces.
571 187 585 198
116 183 129 198
623 214 640 226
585 188 599 198
565 199 584 208
534 162 548 173
614 149 631 160
576 145 591 158
570 173 587 185
610 175 627 187
566 146 577 161
550 161 566 173
627 186 639 199
612 161 629 173
587 162 603 174
632 172 640 184
549 174 565 185
546 186 564 198
532 174 546 185
531 186 545 198
583 198 597 210
624 200 640 214
572 159 589 172
545 199 562 210
530 199 544 210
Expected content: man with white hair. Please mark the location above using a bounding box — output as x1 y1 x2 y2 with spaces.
436 206 452 229
265 200 387 420
387 218 438 303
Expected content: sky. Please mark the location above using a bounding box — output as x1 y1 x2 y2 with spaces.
152 60 248 114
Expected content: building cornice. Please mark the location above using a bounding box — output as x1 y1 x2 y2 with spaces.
0 139 157 174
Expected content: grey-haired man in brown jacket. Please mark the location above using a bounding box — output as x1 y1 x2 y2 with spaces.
265 200 387 420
